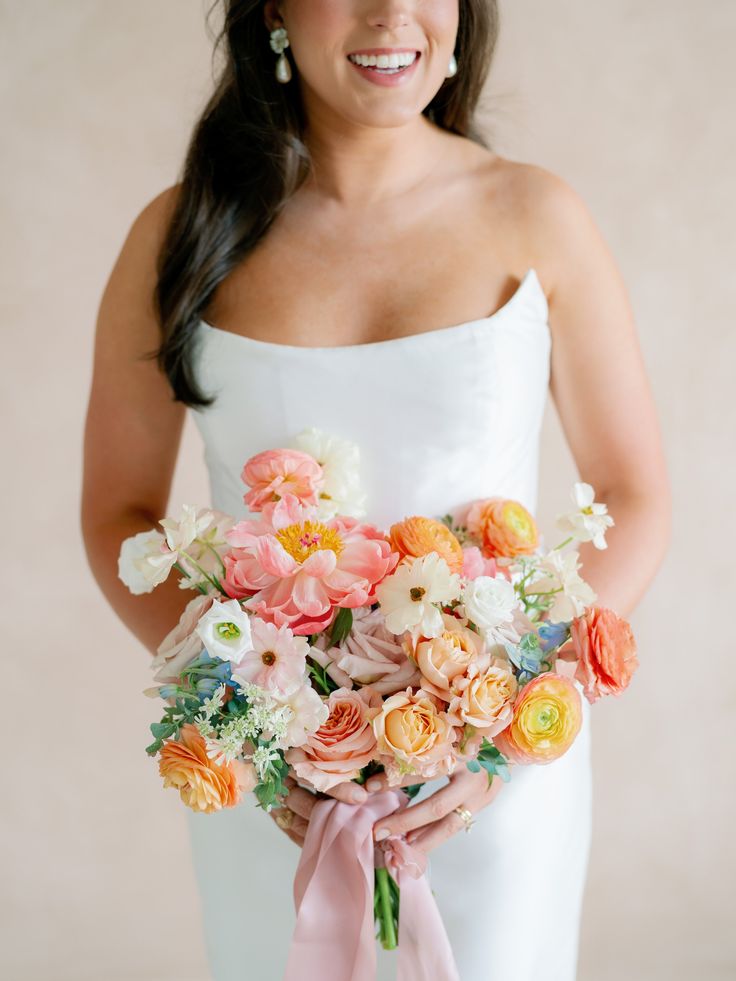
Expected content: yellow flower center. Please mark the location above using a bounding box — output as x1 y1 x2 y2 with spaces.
502 502 536 543
215 621 241 639
276 520 343 563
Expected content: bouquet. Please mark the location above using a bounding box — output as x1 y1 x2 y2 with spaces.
118 427 638 971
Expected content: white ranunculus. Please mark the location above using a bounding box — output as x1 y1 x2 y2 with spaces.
195 598 255 663
461 574 518 630
291 427 368 519
555 481 615 549
117 529 177 595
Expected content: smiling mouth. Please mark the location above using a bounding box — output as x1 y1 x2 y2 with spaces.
347 51 421 75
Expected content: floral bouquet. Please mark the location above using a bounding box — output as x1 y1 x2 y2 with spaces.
118 427 638 969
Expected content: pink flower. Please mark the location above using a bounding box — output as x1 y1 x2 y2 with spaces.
230 616 308 695
150 593 214 683
373 688 458 784
222 493 399 635
461 546 507 581
313 606 421 694
570 605 638 704
241 448 323 512
285 687 381 792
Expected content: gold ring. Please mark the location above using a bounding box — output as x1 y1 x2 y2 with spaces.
454 806 474 832
273 807 293 830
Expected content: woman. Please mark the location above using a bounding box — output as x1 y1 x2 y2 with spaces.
81 1 671 978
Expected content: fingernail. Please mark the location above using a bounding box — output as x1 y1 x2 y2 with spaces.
351 787 366 803
374 828 389 841
366 778 382 792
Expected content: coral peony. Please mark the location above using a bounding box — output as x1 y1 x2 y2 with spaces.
570 605 638 704
388 516 465 574
465 497 539 558
221 492 398 635
493 673 582 765
158 723 245 813
241 448 324 512
285 687 380 791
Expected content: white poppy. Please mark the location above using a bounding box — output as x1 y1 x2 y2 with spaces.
374 551 462 638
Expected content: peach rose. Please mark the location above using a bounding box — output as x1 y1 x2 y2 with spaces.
493 673 582 765
388 516 465 574
570 605 638 704
285 687 381 792
466 497 539 558
158 723 249 813
373 688 457 783
409 611 485 699
150 593 214 684
448 656 518 734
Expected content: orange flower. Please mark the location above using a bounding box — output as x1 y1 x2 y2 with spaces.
158 723 246 813
493 673 582 765
388 516 464 574
466 497 539 558
571 605 638 704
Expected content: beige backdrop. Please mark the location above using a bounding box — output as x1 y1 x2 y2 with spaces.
2 2 734 979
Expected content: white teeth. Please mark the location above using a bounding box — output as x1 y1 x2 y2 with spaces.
348 51 418 70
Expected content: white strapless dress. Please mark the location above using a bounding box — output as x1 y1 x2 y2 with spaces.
185 267 593 981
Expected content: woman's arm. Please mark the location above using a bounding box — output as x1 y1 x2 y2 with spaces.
369 165 672 850
81 184 192 656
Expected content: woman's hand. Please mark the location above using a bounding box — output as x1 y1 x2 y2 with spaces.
268 774 371 847
366 765 504 855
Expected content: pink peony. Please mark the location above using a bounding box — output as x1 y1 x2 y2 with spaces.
241 448 323 512
230 616 308 695
222 492 399 635
285 687 381 792
570 605 638 704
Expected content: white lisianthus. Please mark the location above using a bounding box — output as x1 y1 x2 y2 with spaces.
555 482 614 549
117 529 177 594
529 548 597 622
461 575 518 631
374 552 462 638
195 598 255 663
272 682 329 749
291 427 368 519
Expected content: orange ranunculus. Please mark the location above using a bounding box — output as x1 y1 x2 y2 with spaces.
466 497 539 558
158 723 247 813
388 516 465 574
570 605 638 704
493 673 582 765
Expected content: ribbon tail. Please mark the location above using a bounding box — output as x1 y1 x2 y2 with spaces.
396 871 460 981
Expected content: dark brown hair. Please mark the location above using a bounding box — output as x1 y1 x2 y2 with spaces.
151 0 500 408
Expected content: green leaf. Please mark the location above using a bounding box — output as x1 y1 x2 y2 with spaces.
329 606 353 645
150 721 176 739
465 759 481 773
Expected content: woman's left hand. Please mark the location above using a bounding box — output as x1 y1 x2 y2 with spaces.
366 766 504 855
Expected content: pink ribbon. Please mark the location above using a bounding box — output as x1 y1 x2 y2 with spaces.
282 790 459 981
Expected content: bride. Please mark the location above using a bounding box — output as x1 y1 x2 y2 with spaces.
81 1 671 978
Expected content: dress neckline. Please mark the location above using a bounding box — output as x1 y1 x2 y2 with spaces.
198 266 548 353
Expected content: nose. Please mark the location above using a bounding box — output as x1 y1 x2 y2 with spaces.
365 1 411 30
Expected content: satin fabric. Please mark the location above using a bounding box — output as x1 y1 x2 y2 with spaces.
184 267 593 980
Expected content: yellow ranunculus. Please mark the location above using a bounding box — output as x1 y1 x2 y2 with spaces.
494 673 582 765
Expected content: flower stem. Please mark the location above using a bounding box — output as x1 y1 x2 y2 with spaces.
375 867 397 950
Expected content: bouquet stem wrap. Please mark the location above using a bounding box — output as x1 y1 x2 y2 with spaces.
283 790 460 981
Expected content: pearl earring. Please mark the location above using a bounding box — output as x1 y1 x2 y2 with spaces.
445 52 457 78
269 26 292 83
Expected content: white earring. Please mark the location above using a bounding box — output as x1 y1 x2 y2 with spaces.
445 52 457 78
269 26 292 83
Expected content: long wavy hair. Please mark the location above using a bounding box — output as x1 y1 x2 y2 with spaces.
150 0 500 408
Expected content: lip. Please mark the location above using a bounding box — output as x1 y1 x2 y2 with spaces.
347 50 421 87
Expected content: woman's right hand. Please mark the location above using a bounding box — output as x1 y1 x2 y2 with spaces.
269 774 373 847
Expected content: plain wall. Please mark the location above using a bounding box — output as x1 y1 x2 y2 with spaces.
2 2 734 979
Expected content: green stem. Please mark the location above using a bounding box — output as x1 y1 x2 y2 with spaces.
375 867 397 950
550 535 574 552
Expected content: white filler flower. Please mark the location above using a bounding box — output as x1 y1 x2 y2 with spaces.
195 598 255 663
555 481 614 549
374 551 462 638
